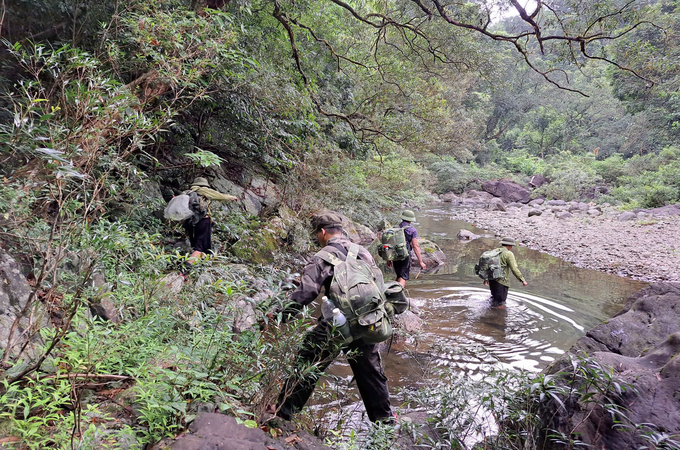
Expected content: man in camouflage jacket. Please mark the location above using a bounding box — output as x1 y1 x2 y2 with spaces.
268 212 393 423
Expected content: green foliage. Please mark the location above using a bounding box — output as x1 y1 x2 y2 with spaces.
185 149 226 168
535 156 604 202
429 158 508 194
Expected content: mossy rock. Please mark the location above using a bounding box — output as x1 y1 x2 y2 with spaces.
229 223 282 264
411 238 446 268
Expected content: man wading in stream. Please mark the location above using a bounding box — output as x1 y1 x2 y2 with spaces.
263 212 395 425
478 237 527 307
387 210 427 287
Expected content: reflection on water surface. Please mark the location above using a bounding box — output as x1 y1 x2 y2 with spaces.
321 204 647 417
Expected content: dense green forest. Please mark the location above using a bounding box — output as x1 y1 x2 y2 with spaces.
1 0 679 448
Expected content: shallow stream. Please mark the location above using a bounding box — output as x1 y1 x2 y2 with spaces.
322 204 648 419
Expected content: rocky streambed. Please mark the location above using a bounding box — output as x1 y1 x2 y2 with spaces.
439 191 680 282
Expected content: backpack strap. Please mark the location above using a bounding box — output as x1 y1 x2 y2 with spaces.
316 250 343 266
346 244 360 263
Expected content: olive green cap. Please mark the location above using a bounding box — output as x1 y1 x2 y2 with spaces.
312 212 344 231
192 177 211 188
400 210 416 222
500 237 516 246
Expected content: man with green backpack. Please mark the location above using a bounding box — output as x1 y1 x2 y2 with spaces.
380 210 427 287
475 237 528 307
265 212 395 424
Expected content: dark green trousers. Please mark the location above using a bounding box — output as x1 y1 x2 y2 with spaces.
276 320 392 422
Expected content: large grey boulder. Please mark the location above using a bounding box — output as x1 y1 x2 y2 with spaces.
540 284 680 450
481 179 531 204
0 250 48 359
412 238 446 269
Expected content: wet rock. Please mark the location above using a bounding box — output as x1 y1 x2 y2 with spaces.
393 310 423 333
546 200 566 206
528 209 542 217
164 412 330 450
528 198 545 207
555 212 572 219
618 211 637 221
412 238 446 268
487 197 506 212
0 249 48 359
544 284 680 450
528 174 548 189
481 179 531 204
457 229 479 241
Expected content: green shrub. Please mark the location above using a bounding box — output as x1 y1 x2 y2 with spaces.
429 159 506 194
536 161 603 201
503 151 548 176
593 154 626 184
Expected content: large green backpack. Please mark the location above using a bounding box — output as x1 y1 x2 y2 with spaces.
316 243 393 344
378 226 409 262
474 248 507 281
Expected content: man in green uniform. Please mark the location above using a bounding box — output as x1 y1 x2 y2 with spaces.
483 237 527 307
184 177 238 263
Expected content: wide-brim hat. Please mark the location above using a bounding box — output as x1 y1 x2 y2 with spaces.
192 177 211 188
500 237 516 246
400 210 416 222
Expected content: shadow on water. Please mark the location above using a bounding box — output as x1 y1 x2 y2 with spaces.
318 203 648 424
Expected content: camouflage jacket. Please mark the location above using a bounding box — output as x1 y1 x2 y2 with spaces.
282 236 375 321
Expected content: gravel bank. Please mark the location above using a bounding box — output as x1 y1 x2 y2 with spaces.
443 200 680 282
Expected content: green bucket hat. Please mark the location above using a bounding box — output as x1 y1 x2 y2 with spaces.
192 177 211 188
500 237 516 246
400 210 416 222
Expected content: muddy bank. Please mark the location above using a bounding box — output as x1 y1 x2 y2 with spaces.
439 195 680 282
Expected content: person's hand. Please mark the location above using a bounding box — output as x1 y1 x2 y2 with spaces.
522 281 528 287
483 280 489 286
419 261 427 270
